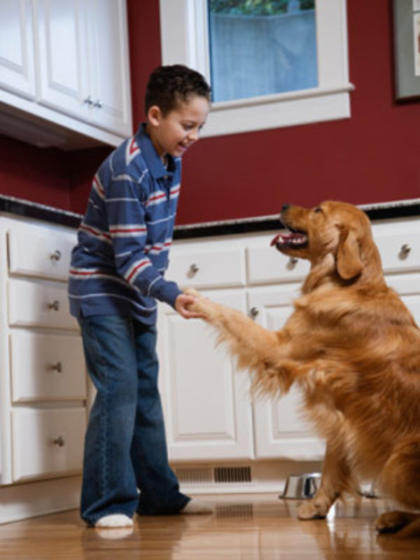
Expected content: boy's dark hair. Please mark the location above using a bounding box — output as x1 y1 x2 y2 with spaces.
145 65 211 116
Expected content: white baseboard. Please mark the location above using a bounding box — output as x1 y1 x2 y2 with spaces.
0 476 81 524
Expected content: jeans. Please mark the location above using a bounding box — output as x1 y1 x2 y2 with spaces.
78 314 189 525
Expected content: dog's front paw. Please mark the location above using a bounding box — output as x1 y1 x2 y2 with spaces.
184 289 216 320
297 500 329 520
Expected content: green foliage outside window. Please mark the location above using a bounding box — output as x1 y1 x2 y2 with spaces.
209 0 315 16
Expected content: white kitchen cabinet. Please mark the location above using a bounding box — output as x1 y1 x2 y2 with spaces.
0 0 36 99
0 216 87 486
158 244 254 461
0 0 132 148
158 216 420 473
12 407 86 481
36 0 132 137
10 332 86 402
86 0 132 135
247 287 325 460
35 0 88 121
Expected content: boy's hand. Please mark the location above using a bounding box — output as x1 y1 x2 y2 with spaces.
175 293 205 319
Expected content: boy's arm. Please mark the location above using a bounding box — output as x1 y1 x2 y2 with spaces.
105 173 182 308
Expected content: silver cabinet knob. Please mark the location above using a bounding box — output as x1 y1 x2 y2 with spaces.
287 256 298 269
249 307 259 319
48 300 60 311
52 436 65 447
84 95 94 106
50 250 62 261
399 244 411 259
94 99 103 108
50 361 63 373
188 263 199 277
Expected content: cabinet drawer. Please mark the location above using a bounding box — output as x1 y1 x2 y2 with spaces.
167 248 245 288
10 332 86 403
12 407 86 481
246 246 310 285
8 279 78 330
374 229 420 273
8 227 75 281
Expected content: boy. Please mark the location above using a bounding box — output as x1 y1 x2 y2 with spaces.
68 65 211 528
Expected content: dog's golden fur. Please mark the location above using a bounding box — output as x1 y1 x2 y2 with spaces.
187 201 420 537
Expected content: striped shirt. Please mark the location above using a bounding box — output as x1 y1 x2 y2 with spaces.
68 123 183 325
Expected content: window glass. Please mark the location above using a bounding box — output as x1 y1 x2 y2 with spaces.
208 0 317 102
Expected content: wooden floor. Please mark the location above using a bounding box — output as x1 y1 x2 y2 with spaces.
0 494 418 559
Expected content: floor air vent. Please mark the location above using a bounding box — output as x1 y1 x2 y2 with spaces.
175 466 252 486
214 466 252 484
175 467 213 486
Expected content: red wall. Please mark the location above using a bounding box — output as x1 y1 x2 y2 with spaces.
174 0 420 223
0 135 71 208
1 0 419 223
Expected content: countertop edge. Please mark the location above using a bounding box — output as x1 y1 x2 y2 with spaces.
0 195 418 237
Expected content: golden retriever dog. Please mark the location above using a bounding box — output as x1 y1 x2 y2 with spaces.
187 201 420 538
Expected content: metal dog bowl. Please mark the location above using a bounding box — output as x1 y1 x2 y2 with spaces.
280 472 322 499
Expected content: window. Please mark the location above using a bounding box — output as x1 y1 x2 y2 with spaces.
159 0 352 137
208 0 318 103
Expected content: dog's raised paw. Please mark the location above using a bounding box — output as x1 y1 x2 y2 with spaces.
184 289 218 320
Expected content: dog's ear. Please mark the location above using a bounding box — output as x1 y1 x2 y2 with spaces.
336 228 363 280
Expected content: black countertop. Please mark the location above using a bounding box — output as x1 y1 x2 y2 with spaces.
0 194 419 239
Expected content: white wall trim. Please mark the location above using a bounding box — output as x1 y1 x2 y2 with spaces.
159 0 352 136
0 476 80 524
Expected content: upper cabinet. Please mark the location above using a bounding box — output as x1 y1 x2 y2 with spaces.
0 0 36 99
0 0 132 148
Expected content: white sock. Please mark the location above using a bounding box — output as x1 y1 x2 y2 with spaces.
181 499 214 514
94 514 133 528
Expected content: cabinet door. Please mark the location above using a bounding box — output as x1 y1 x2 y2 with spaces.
0 0 35 98
8 278 79 331
386 274 420 323
36 0 89 119
10 332 86 402
248 287 325 460
12 408 86 481
157 290 254 461
8 226 75 281
87 0 132 136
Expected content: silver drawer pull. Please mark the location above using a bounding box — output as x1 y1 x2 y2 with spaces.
50 250 62 261
188 263 199 277
94 99 103 108
50 361 63 373
287 257 298 269
399 244 411 259
84 95 94 106
249 307 259 319
48 300 60 311
52 436 65 447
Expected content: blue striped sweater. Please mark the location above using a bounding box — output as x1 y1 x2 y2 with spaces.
68 124 183 325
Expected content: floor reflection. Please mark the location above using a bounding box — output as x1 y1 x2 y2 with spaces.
1 496 417 560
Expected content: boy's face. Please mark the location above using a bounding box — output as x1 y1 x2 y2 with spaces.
146 95 210 158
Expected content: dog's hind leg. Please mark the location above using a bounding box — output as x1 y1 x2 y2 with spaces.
298 442 354 520
375 435 420 538
376 512 420 538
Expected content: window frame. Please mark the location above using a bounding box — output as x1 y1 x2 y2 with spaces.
159 0 353 137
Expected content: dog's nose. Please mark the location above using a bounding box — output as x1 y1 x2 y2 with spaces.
282 204 290 212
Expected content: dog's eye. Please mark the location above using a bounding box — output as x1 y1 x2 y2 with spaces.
313 207 323 214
